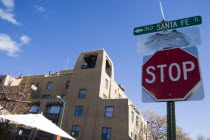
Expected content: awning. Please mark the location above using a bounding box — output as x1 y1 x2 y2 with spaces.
0 114 75 140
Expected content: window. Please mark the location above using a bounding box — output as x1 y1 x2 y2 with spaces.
42 95 51 99
36 82 40 87
71 125 80 137
136 116 139 126
105 79 109 89
105 59 112 77
102 128 112 140
30 105 39 113
131 132 133 137
0 79 2 85
81 54 98 69
103 94 107 99
1 94 6 100
75 106 83 116
131 111 134 123
31 83 35 86
37 130 53 138
118 94 121 99
134 135 137 140
46 82 53 90
19 128 31 136
105 107 114 117
65 81 70 89
46 106 62 114
78 89 86 98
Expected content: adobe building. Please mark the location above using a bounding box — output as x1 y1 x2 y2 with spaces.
0 49 147 140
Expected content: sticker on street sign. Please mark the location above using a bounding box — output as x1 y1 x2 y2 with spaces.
134 16 202 35
141 46 204 102
137 27 201 53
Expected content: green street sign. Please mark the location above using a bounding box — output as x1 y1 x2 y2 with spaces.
134 16 202 35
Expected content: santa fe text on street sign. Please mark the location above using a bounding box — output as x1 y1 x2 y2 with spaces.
134 16 202 35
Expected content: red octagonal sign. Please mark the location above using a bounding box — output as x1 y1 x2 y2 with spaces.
142 48 201 101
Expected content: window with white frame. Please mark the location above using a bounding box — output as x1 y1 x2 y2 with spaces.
131 111 134 123
118 94 121 99
105 79 108 89
103 94 107 99
134 135 137 140
136 116 139 126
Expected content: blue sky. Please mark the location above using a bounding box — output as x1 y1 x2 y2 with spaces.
0 0 209 139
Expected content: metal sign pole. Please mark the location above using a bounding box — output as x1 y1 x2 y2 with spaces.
159 0 166 21
167 101 176 140
159 2 177 137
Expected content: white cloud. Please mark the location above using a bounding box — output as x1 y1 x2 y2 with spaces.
0 33 31 56
0 33 19 56
1 0 15 9
0 0 19 25
34 5 45 13
0 8 19 24
20 35 31 45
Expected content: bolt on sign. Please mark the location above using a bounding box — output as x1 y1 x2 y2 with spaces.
141 46 204 102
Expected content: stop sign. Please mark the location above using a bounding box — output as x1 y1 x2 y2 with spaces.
142 48 201 101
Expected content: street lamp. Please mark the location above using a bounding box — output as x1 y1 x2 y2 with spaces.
56 95 66 129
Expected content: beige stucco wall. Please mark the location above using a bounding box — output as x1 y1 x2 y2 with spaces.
0 49 147 140
128 99 147 140
0 75 22 86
